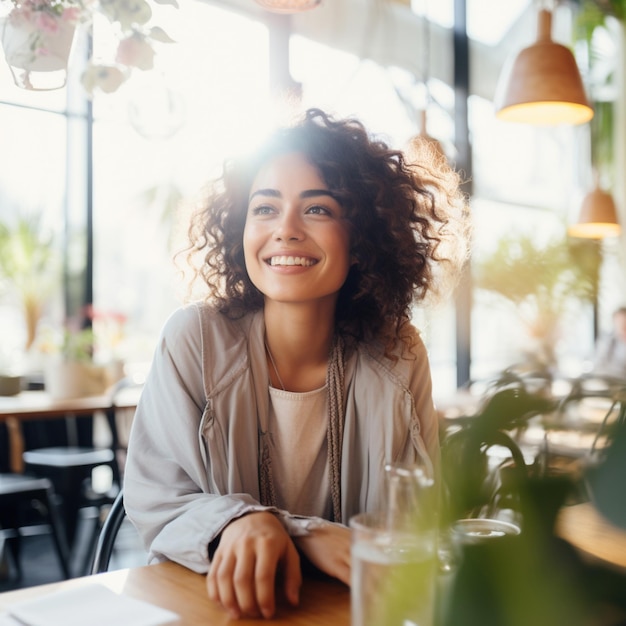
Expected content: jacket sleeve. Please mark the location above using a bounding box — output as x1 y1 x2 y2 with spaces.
406 333 440 477
123 306 271 573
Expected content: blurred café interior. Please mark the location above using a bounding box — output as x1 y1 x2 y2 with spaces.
0 0 625 616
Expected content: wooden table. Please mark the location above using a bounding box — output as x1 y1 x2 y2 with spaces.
0 387 141 473
557 501 626 570
0 561 351 625
0 502 623 624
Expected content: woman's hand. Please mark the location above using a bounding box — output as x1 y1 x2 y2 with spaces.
293 522 351 586
206 511 302 619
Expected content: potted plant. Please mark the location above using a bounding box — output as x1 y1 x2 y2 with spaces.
0 0 178 94
0 0 81 89
39 323 109 399
440 381 556 527
438 373 626 626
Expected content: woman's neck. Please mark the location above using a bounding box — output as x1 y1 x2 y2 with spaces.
263 301 335 392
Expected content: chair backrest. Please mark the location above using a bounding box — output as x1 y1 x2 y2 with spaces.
0 473 72 579
90 488 126 574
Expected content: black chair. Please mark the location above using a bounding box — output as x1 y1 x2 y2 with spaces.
0 473 71 580
22 444 120 552
21 381 133 555
90 489 126 575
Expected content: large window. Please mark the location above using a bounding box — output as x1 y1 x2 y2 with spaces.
0 92 81 375
88 2 277 371
1 0 622 397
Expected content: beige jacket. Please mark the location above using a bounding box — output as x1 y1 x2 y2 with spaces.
124 303 438 572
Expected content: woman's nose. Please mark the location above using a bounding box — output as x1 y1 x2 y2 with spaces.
273 210 304 241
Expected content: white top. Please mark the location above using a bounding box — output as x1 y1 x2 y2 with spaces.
268 385 331 518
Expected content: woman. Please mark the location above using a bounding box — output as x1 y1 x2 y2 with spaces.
124 108 470 619
592 306 626 380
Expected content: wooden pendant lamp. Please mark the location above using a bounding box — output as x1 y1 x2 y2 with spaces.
495 9 593 125
568 180 621 239
253 0 321 12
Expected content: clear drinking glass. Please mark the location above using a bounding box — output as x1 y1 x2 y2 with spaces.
350 463 437 626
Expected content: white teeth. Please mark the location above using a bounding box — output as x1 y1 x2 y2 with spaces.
269 256 315 267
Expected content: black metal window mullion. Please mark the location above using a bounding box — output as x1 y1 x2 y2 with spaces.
453 0 473 388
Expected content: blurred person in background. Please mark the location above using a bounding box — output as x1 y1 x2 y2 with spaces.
592 306 626 381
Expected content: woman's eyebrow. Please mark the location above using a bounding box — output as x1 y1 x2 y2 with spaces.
249 188 338 202
300 189 339 201
249 188 280 202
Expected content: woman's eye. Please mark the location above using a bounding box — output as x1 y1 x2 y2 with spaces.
306 205 331 216
251 204 275 216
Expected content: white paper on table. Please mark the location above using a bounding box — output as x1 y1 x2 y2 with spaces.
6 583 179 626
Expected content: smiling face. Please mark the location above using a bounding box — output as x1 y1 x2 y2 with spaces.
243 152 352 311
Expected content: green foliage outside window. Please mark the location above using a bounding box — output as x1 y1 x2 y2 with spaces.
0 215 60 351
473 232 600 368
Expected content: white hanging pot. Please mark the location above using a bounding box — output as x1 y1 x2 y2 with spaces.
1 9 76 90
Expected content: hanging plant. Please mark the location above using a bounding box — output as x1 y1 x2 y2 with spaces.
572 0 623 184
0 0 179 94
578 0 626 21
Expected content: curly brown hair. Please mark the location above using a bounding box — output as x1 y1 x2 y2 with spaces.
182 108 470 353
